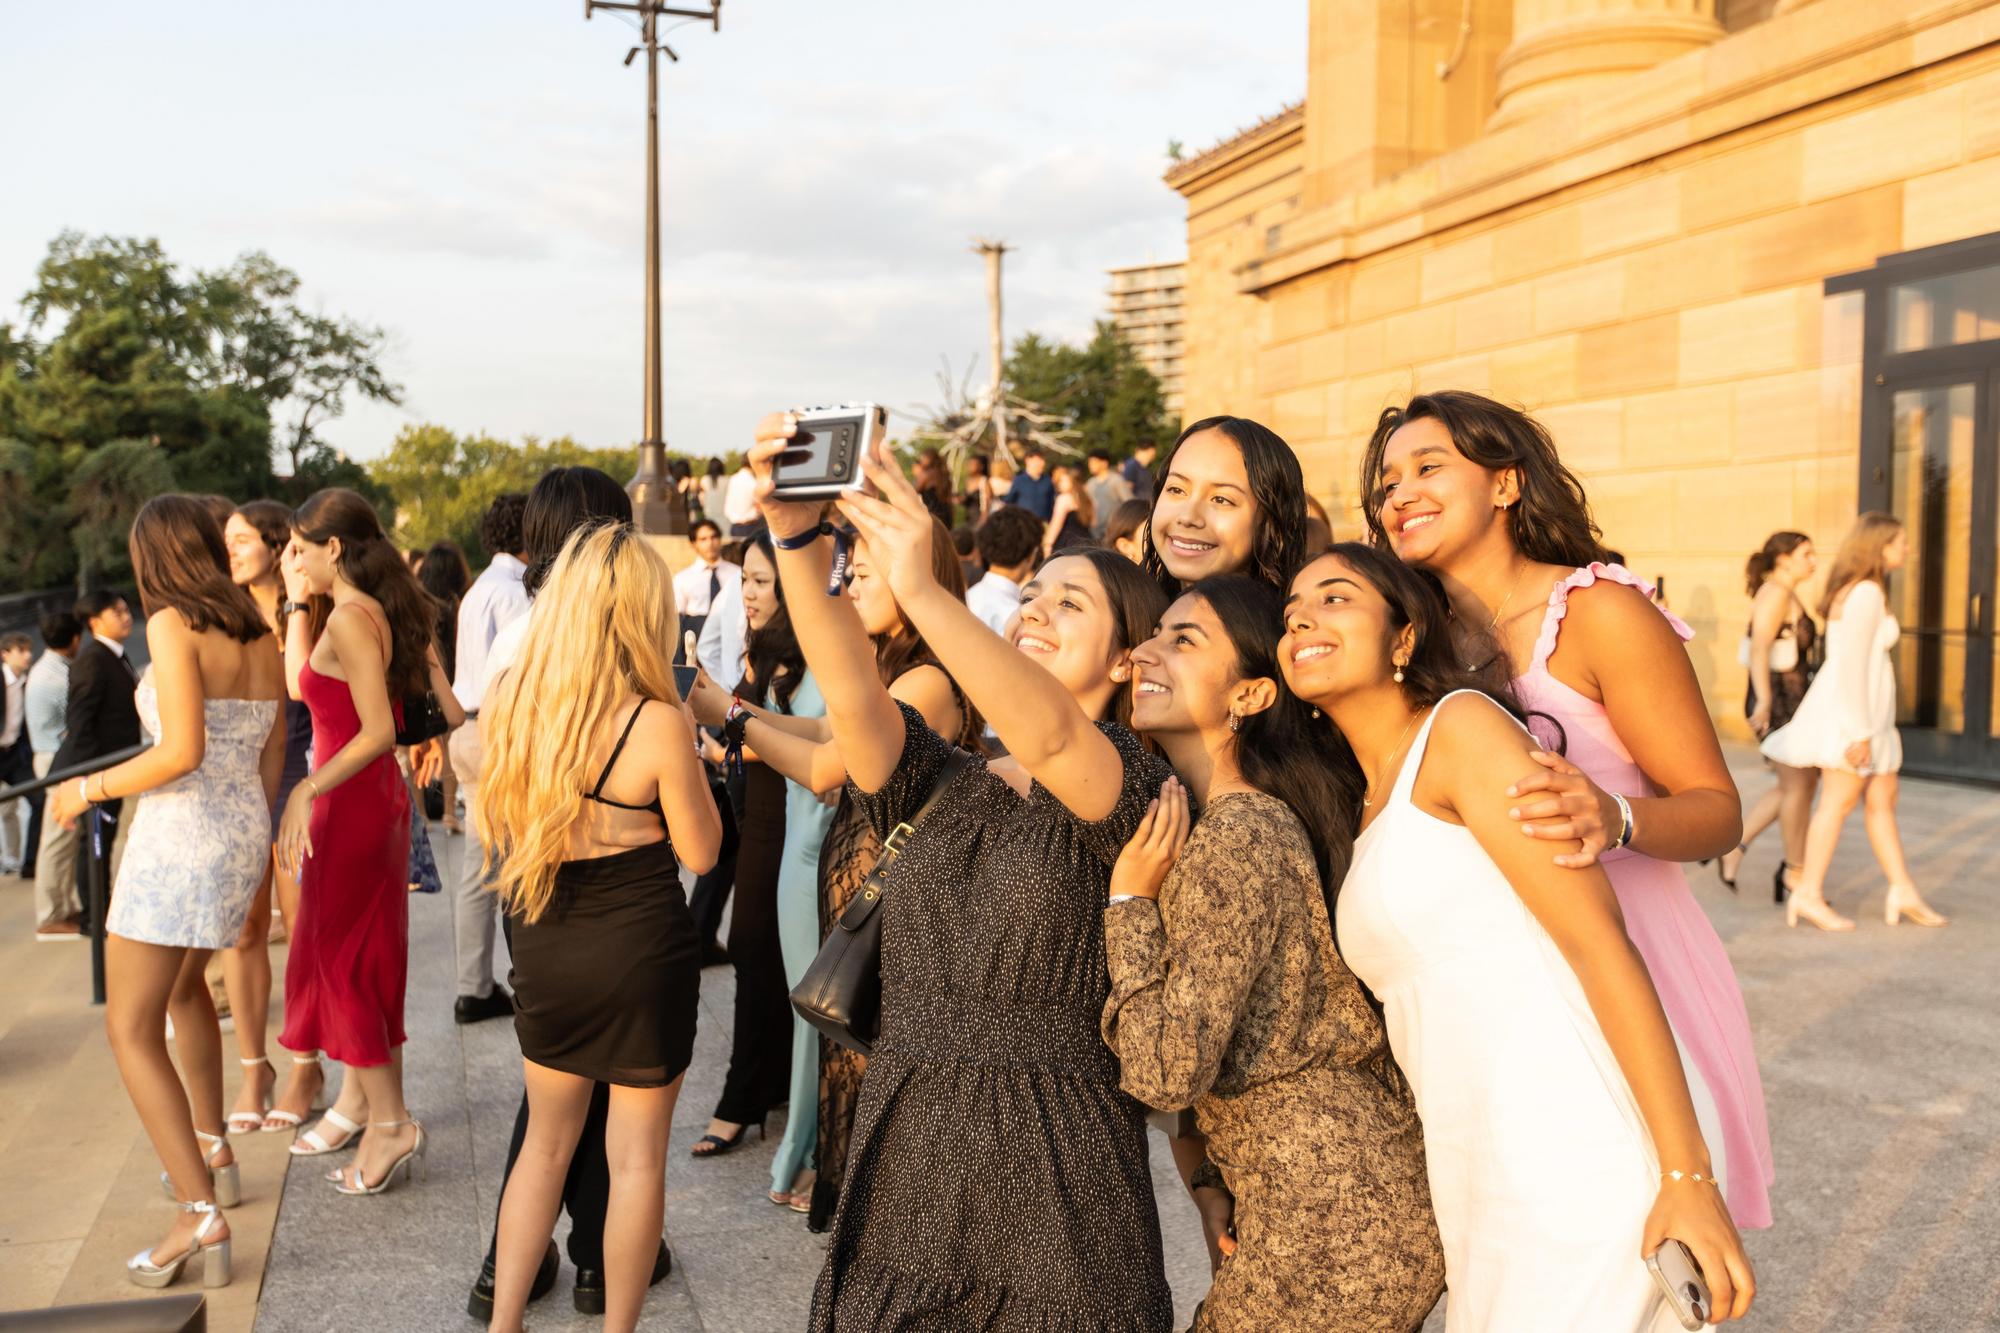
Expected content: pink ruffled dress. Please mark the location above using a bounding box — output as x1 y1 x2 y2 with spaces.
1512 563 1774 1230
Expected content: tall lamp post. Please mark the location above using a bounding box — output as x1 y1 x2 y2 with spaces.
583 0 722 536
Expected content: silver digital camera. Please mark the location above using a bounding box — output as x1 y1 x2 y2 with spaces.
769 403 887 499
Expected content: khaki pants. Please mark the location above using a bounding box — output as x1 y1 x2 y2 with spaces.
31 753 81 927
449 720 500 999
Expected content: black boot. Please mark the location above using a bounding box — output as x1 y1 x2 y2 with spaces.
573 1240 672 1314
467 1238 559 1321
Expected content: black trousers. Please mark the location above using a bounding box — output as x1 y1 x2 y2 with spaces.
485 1081 613 1270
2 739 38 877
684 771 742 951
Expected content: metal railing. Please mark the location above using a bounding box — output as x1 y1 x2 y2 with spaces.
1 743 150 1005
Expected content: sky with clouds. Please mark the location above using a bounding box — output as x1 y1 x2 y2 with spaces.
4 1 1302 466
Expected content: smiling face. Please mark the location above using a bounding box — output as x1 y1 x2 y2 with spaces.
1150 428 1258 586
224 513 276 587
1012 554 1127 713
741 542 780 631
291 533 340 596
1375 416 1516 570
1130 593 1243 738
845 541 904 638
1280 554 1411 708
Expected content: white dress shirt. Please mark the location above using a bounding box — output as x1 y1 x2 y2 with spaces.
966 571 1023 638
696 577 748 691
672 558 742 620
1 665 25 749
722 468 761 528
25 651 70 755
452 553 532 714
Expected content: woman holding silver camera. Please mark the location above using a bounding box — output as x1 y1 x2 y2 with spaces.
745 412 1174 1332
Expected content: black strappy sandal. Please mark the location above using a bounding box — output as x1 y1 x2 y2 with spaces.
690 1121 761 1159
1700 843 1747 892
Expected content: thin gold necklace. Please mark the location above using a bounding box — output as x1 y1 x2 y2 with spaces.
1488 564 1530 629
1363 707 1428 808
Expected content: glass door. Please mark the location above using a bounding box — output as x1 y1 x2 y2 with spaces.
1880 375 1998 775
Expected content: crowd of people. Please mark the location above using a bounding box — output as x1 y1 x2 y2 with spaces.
4 385 1955 1331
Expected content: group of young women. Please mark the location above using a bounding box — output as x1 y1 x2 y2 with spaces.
72 381 1834 1329
46 487 454 1291
456 387 1785 1332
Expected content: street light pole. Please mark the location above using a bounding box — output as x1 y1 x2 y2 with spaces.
583 0 722 536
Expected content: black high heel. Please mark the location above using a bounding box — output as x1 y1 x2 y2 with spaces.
1700 844 1745 892
1774 863 1794 905
690 1120 762 1159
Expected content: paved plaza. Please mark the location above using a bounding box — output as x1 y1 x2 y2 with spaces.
0 745 1994 1331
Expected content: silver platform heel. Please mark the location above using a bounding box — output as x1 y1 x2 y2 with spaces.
157 1129 240 1208
127 1198 231 1289
329 1119 427 1195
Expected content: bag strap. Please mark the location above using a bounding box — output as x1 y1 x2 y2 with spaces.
836 748 971 933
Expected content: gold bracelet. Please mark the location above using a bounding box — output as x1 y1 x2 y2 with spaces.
1661 1169 1721 1189
92 772 109 803
303 777 322 800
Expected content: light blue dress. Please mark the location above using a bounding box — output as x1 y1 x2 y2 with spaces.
770 669 838 1197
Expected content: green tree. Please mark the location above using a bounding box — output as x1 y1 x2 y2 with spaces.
67 439 177 591
0 232 400 591
1003 320 1174 459
367 426 648 566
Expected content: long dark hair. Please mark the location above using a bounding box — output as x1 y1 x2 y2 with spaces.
743 532 806 713
291 488 439 696
1746 530 1809 597
1141 415 1309 595
1360 391 1609 567
419 540 473 605
522 467 634 598
1185 574 1355 897
130 495 269 644
1041 545 1169 728
1302 544 1534 844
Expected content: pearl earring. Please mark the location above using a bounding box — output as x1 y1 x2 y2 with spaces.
1310 706 1321 719
1393 664 1405 683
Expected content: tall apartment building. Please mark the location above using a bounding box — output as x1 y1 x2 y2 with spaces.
1168 0 2000 782
1105 260 1186 418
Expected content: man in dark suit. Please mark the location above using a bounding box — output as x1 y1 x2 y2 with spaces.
51 592 140 923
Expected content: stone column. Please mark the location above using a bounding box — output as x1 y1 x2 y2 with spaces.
1492 0 1724 126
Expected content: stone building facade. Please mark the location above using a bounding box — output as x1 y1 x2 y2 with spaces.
1168 0 2000 779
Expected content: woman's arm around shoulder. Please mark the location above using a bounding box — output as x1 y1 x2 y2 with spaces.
1551 578 1741 862
643 699 723 875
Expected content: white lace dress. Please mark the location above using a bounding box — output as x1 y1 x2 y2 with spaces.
106 675 277 949
1760 579 1901 776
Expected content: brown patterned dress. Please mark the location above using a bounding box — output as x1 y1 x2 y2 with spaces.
1102 791 1445 1333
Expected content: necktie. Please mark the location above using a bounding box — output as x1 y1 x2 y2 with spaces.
707 566 721 611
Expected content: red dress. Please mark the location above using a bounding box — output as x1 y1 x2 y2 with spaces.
280 658 411 1067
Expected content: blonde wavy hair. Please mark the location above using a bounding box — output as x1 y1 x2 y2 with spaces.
479 522 681 923
1817 510 1902 620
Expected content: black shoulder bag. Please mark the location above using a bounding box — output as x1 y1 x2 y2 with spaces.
790 749 971 1054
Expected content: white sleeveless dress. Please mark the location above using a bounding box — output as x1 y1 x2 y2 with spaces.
106 675 277 949
1337 691 1689 1333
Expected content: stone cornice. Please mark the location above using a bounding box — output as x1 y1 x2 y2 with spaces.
1227 0 1998 294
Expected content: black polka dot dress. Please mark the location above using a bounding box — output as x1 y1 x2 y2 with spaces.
809 702 1175 1332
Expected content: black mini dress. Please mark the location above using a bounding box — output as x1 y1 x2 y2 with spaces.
509 701 700 1088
